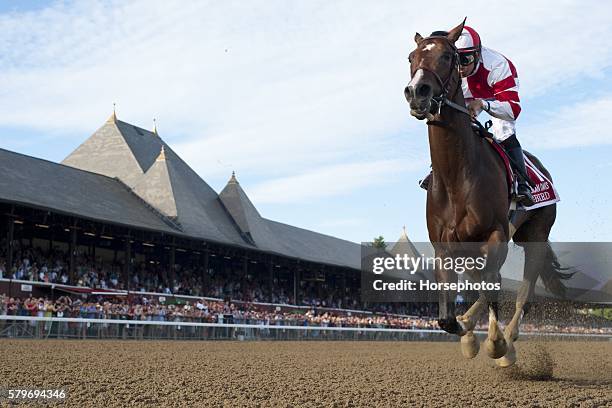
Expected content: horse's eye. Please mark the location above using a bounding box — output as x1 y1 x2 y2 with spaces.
441 53 452 62
408 52 415 63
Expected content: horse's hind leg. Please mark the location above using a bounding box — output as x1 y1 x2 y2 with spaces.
496 205 556 367
481 230 509 360
495 245 540 367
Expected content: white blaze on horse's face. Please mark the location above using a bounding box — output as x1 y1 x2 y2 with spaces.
408 68 425 89
423 43 436 51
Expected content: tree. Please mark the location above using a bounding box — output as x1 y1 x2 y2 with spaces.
372 236 387 249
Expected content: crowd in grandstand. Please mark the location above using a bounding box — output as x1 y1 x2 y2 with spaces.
0 244 428 315
0 294 438 330
0 245 327 305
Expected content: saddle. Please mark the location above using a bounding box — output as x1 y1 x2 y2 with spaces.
470 120 559 210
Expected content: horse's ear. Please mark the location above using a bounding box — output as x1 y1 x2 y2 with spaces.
447 17 467 43
414 32 423 44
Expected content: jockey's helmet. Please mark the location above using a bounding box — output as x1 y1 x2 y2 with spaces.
456 26 481 67
456 26 481 52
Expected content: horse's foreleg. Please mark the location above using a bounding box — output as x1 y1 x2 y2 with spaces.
457 292 487 332
435 249 466 336
457 292 487 359
437 286 464 335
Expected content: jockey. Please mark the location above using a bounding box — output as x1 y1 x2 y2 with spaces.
420 26 535 207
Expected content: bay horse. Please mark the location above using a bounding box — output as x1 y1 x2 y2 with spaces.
404 20 572 366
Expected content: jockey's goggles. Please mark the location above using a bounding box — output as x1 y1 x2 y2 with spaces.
458 52 477 66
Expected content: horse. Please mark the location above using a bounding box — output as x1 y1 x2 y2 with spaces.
403 20 573 366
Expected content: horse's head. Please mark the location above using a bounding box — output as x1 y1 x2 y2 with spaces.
404 20 465 120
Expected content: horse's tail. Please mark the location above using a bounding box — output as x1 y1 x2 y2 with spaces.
539 241 576 298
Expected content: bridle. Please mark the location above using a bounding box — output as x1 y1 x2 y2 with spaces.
410 36 472 121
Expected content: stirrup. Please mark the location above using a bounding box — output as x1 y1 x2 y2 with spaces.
517 196 535 207
514 190 535 207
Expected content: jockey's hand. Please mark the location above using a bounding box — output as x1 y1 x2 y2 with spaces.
467 99 484 118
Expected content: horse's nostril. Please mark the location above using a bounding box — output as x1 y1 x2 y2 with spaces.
416 83 431 98
404 86 414 101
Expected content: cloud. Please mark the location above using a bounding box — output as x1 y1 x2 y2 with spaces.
0 0 611 205
248 159 421 204
524 96 612 149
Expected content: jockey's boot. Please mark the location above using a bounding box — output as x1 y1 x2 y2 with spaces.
419 171 432 190
502 137 535 207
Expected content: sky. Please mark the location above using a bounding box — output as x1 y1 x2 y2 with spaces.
1 0 611 244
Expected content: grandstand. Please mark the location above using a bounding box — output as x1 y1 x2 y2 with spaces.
0 112 361 306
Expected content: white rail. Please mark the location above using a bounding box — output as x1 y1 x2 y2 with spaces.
1 315 610 338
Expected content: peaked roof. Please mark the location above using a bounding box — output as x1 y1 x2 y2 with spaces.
54 113 364 269
132 146 178 218
62 115 145 187
385 227 432 281
62 115 247 245
219 172 261 245
218 172 360 268
389 226 421 258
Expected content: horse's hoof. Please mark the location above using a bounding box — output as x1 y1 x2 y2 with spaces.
504 326 519 343
456 314 476 332
484 337 507 359
460 331 480 359
496 341 517 368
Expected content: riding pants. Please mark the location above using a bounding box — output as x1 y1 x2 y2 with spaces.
490 117 516 142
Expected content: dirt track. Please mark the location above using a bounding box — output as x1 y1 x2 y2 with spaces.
1 340 611 407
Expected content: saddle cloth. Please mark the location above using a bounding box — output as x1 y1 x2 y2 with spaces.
487 140 560 210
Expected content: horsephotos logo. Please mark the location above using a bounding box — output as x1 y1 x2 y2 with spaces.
360 242 612 303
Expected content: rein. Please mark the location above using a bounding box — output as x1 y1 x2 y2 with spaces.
427 62 471 122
